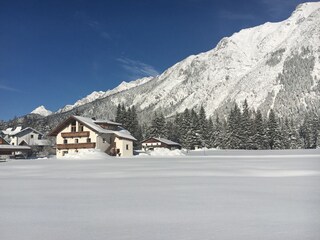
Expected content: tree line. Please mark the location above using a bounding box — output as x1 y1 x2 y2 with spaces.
115 101 319 150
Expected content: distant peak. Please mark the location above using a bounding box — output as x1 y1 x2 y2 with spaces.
31 105 52 116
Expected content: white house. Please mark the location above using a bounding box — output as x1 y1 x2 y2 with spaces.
48 115 136 158
2 126 50 147
141 137 181 151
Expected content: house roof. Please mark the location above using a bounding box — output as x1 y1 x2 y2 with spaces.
142 137 181 146
14 127 44 137
93 119 122 126
2 126 22 136
0 145 31 150
48 115 136 141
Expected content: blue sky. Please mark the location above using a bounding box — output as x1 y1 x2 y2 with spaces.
0 0 314 120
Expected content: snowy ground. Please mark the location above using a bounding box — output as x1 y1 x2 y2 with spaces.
0 149 320 240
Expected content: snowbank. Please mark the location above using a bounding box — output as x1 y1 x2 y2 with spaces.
142 148 185 157
59 149 110 160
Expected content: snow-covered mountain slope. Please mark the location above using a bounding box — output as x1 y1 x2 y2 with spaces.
31 106 52 117
25 2 320 126
57 76 153 113
95 1 319 119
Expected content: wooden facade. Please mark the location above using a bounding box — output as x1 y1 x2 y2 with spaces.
61 131 90 138
56 143 96 150
141 137 181 151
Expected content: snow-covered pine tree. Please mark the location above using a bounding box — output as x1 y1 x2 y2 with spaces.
226 104 242 149
190 109 201 148
180 109 192 149
212 115 224 149
205 117 214 148
267 109 283 149
198 106 208 146
300 113 319 148
239 99 254 149
115 104 123 124
252 110 268 149
148 111 167 138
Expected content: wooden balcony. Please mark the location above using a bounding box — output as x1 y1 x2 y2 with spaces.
56 143 96 149
61 131 90 138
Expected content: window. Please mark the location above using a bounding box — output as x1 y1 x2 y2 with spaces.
63 139 68 144
78 123 84 132
31 134 34 139
75 139 79 143
38 135 42 140
62 151 68 156
102 138 106 143
87 138 91 143
71 121 76 132
126 144 129 150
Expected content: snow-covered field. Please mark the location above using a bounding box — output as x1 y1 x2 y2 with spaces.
0 149 320 240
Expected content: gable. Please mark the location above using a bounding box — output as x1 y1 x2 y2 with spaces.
0 137 9 145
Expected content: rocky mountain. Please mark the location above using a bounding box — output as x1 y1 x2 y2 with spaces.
30 106 52 117
56 77 154 113
6 2 320 132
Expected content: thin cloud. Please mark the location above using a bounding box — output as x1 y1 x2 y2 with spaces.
117 57 159 79
75 12 112 40
0 84 20 92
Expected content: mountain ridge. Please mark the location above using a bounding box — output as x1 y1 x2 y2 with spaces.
7 2 320 132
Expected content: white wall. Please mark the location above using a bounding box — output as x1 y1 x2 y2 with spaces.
11 131 42 146
114 137 133 157
56 121 99 158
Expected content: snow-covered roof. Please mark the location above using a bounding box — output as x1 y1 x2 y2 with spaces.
15 127 44 137
115 129 137 141
75 116 136 141
49 115 136 141
2 126 22 136
0 145 31 150
93 119 122 126
143 137 181 146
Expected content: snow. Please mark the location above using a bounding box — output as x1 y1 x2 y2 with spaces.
31 105 52 116
0 149 319 240
71 116 136 141
33 2 320 120
105 2 320 118
2 126 22 135
59 149 112 160
142 148 185 156
57 77 153 113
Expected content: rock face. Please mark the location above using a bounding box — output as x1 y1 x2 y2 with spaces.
72 2 320 120
7 2 320 131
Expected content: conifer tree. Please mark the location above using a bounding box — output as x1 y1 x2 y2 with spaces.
198 106 208 144
252 110 268 149
180 109 192 148
240 99 254 149
267 109 283 149
148 112 167 138
212 115 224 149
226 104 242 149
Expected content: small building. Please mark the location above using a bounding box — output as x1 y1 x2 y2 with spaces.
9 127 50 146
48 115 136 158
2 126 50 146
1 127 50 157
0 136 31 159
141 137 181 151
